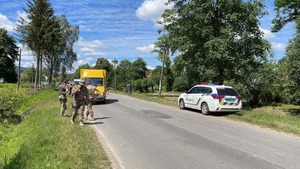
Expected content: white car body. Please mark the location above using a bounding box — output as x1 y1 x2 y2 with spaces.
178 84 242 115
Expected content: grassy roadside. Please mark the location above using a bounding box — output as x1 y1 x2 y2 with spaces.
0 91 111 169
227 105 300 135
116 91 300 136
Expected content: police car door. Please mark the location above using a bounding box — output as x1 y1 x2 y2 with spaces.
185 87 201 108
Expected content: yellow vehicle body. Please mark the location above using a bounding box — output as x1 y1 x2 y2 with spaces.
80 69 107 103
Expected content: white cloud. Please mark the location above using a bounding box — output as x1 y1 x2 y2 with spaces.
260 28 275 39
272 42 286 51
22 61 35 68
147 65 155 70
75 38 107 57
76 59 89 66
136 44 155 52
136 0 173 22
17 10 29 22
82 51 106 56
76 38 105 48
79 47 94 53
0 13 15 32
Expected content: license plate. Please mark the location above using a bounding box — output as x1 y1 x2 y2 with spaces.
226 99 235 103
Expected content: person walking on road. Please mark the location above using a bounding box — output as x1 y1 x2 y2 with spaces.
58 80 69 117
86 80 99 121
71 79 88 126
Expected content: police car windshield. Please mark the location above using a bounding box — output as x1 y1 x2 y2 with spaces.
217 88 239 96
84 78 103 86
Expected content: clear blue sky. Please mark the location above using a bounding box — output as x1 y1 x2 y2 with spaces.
0 0 295 71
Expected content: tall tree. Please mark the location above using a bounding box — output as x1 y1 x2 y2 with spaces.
57 15 79 75
41 15 79 87
272 0 300 32
153 34 174 92
272 0 300 104
159 0 270 85
42 15 64 87
285 34 300 104
116 59 132 84
17 0 56 90
129 57 147 80
0 28 18 83
94 58 113 73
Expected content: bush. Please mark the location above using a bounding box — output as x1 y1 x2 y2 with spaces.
141 79 149 92
0 87 28 120
173 76 190 92
132 79 143 93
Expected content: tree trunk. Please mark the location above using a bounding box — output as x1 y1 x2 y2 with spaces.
35 52 40 91
39 54 42 90
48 65 53 88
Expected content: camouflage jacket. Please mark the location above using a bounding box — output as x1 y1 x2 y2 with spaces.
58 83 67 95
72 85 88 102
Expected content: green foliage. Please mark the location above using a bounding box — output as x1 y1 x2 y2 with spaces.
132 79 143 93
129 58 147 80
57 15 79 71
21 65 35 83
141 79 149 92
0 93 111 168
172 75 190 92
159 0 270 85
116 59 132 85
16 0 57 89
0 28 18 83
94 58 113 73
0 87 28 121
272 0 300 32
285 34 300 104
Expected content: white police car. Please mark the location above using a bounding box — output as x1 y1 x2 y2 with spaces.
178 84 242 115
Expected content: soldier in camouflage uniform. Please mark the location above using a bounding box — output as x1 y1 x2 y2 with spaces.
85 80 99 121
71 79 88 126
58 80 69 116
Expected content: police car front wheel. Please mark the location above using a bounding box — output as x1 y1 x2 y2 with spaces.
179 99 185 110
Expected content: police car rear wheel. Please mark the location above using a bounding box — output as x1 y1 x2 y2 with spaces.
201 103 210 115
179 99 185 110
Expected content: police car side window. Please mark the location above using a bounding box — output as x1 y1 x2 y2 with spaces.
199 87 205 93
206 87 212 93
199 87 212 94
189 87 200 94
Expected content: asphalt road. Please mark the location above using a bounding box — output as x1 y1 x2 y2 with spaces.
92 93 300 169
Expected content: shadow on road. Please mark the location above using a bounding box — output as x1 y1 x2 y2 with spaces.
106 99 119 104
93 99 119 105
94 117 110 120
183 108 237 117
83 121 104 125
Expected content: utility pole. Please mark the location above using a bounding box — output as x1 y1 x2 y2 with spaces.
159 51 166 97
112 58 118 91
17 48 21 91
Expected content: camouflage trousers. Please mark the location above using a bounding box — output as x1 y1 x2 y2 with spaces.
71 100 85 123
85 98 94 121
58 95 67 116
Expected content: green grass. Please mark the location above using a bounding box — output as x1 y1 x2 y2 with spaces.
0 92 111 169
228 106 300 136
15 89 57 115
